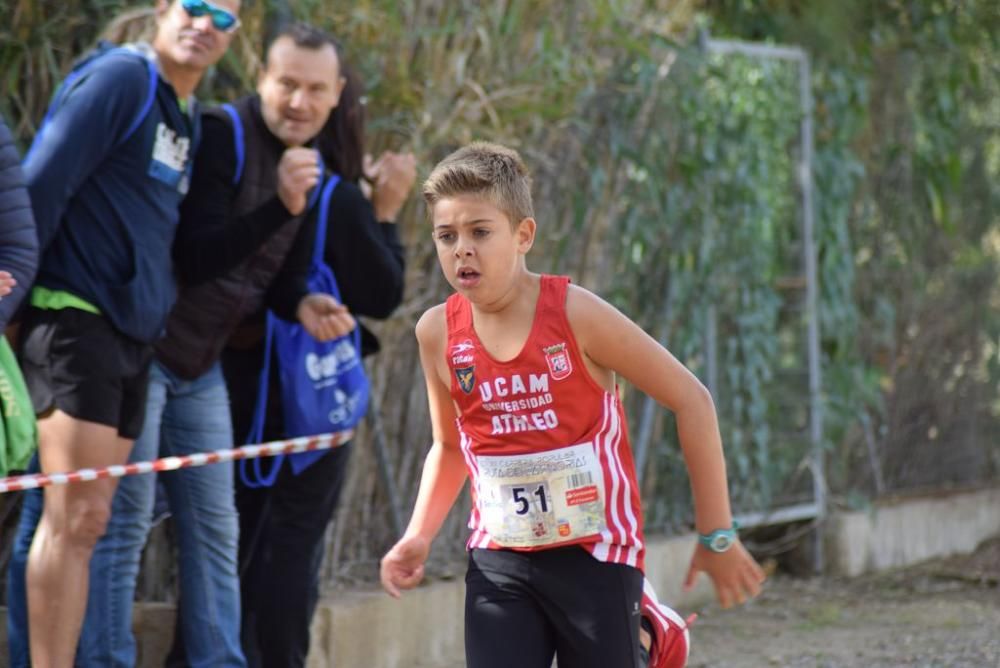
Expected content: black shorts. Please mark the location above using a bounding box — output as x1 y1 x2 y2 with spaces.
465 546 644 668
18 307 153 440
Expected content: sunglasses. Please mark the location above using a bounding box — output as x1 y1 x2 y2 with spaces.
180 0 240 33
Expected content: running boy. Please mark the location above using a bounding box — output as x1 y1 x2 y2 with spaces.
380 142 765 667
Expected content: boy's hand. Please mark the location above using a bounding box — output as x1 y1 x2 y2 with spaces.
380 534 431 598
297 294 356 342
683 540 766 608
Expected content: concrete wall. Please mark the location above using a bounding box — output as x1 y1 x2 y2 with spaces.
305 580 467 668
824 486 1000 577
2 486 997 667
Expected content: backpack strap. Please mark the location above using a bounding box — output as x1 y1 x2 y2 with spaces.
220 103 245 186
121 52 158 147
26 47 157 164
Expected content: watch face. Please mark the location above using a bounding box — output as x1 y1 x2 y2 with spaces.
710 534 733 552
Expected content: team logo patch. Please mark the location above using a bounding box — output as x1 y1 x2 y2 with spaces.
543 343 572 380
455 366 476 394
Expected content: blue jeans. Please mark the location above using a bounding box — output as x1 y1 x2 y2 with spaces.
6 455 38 668
6 360 246 667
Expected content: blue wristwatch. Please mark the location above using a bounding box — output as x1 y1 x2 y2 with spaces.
698 521 740 553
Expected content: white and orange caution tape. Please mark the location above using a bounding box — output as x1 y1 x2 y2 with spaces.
0 430 352 494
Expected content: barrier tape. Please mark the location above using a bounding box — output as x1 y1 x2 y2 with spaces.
0 430 353 494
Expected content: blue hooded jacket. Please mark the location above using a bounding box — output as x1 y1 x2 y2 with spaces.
23 44 199 343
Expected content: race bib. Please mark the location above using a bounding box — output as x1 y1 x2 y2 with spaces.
475 443 607 548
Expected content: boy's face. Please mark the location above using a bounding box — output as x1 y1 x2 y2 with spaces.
431 195 535 299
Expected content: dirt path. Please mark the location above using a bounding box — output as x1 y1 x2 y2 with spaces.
686 539 1000 667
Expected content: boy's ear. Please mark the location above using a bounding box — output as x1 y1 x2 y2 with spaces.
516 217 536 254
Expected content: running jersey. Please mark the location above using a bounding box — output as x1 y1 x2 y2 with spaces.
445 274 645 570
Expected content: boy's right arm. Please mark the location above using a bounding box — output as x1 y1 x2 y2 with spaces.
380 305 469 598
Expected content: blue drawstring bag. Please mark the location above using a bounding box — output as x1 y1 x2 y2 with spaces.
241 174 369 486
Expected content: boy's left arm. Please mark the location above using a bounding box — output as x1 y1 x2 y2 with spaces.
567 286 766 607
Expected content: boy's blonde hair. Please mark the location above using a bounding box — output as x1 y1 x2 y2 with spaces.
423 141 534 226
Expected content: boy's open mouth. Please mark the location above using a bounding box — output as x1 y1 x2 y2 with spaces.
457 267 481 287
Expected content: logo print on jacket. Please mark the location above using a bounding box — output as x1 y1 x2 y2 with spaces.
543 343 572 380
148 122 191 191
455 366 476 394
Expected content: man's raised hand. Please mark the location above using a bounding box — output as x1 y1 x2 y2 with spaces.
277 147 322 215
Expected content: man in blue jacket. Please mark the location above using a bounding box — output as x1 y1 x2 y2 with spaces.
11 1 239 665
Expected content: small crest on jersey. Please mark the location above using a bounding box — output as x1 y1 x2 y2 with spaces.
455 366 476 394
543 342 572 380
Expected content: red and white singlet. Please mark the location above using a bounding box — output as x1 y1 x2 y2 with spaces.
445 274 645 570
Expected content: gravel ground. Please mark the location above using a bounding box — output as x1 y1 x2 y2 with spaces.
686 538 1000 668
435 538 1000 668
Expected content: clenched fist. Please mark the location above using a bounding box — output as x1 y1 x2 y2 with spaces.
277 147 322 215
380 534 431 598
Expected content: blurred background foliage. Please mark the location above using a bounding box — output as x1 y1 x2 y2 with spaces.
1 0 998 593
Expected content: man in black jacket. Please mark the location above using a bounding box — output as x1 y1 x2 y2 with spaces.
198 24 413 668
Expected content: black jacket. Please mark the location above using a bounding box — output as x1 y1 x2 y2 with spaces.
0 114 38 331
156 96 311 379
